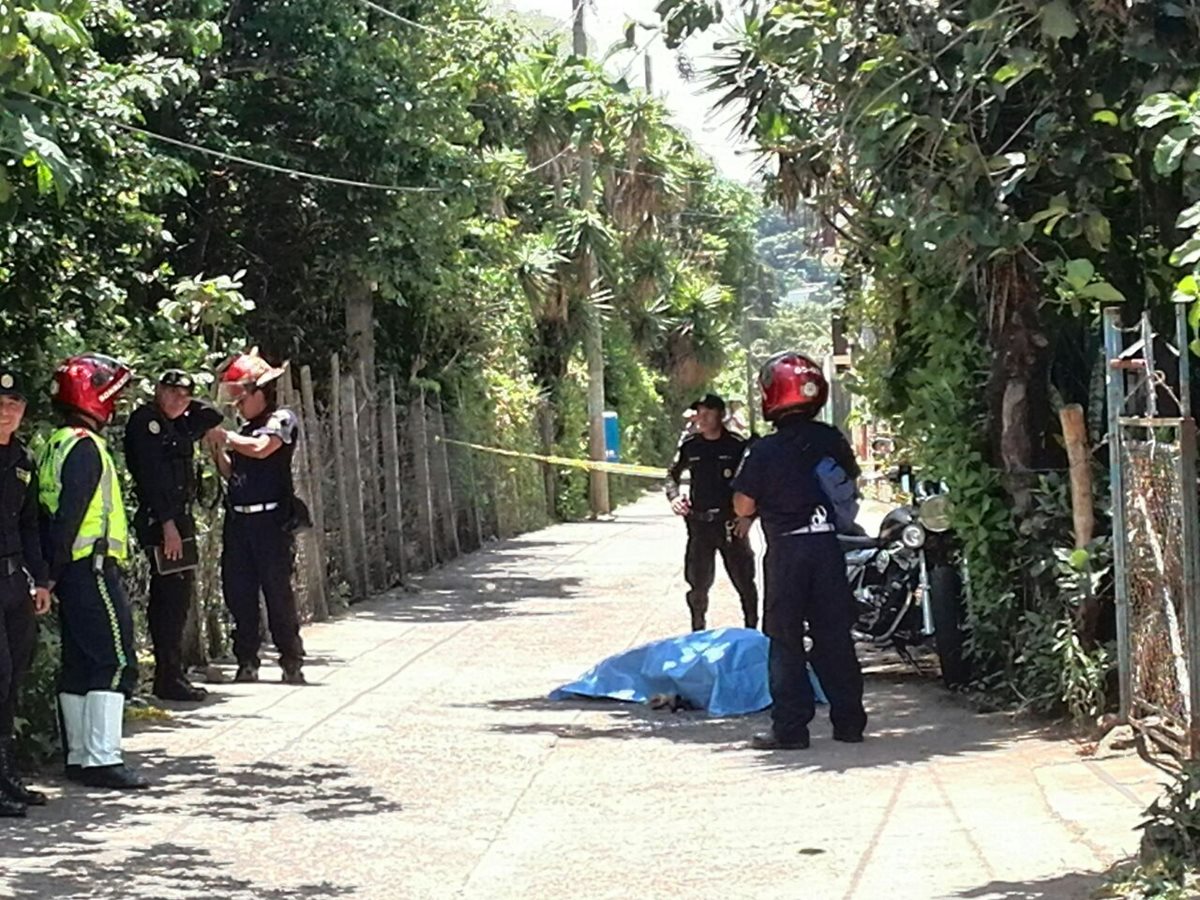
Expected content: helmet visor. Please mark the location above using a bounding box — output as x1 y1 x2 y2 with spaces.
217 380 253 405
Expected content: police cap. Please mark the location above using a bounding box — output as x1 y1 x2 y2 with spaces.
0 368 27 401
159 369 196 391
690 392 726 413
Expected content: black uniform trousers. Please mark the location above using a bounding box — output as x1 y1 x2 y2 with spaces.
0 569 36 737
763 532 866 742
222 510 304 669
148 567 195 685
684 518 758 629
57 557 138 697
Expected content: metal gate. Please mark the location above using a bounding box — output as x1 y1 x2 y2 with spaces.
1105 301 1200 758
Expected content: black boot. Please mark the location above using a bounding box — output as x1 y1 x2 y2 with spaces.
750 731 810 751
154 676 208 702
281 660 306 686
79 764 150 791
0 794 24 817
154 647 208 701
234 664 259 683
0 739 47 806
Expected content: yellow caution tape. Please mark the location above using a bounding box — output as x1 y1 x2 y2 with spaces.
436 436 668 479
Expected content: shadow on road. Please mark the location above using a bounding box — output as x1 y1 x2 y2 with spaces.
482 670 1058 774
351 545 585 626
952 870 1108 899
1 753 393 898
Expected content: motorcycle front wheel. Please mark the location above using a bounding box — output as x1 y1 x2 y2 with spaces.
929 565 970 688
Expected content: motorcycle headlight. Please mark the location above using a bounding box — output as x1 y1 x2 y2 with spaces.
900 523 926 549
920 495 953 533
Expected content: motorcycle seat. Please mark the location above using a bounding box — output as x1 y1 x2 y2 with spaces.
838 534 883 550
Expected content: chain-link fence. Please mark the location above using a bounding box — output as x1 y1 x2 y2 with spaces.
1122 440 1191 733
1105 305 1200 759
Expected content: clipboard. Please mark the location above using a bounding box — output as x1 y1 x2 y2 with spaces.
152 536 200 575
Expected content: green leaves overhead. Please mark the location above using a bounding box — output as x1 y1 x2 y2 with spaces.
1038 1 1078 42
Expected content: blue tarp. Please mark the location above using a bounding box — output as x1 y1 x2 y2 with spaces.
550 627 827 717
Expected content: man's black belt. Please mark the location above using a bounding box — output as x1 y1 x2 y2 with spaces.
688 508 731 524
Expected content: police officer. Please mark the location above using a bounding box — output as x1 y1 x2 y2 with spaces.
39 354 148 788
208 350 305 685
125 369 224 702
732 352 867 750
666 393 758 631
0 369 50 817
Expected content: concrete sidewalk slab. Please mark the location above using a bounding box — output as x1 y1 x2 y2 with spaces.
0 496 1165 899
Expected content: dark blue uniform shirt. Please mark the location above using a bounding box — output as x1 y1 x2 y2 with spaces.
0 439 48 587
125 399 224 536
731 418 859 539
227 407 298 507
665 430 748 514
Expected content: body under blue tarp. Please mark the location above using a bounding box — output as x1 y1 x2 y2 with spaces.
550 627 826 716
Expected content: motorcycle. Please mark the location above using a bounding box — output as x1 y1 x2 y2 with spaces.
840 466 970 688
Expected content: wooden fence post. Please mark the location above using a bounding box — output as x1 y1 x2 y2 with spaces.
285 368 328 622
342 373 371 599
430 398 462 560
410 389 439 568
382 376 407 580
1061 403 1101 647
331 356 362 599
452 396 485 551
358 360 388 590
300 364 329 565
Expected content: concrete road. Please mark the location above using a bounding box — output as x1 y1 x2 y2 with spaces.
0 495 1165 899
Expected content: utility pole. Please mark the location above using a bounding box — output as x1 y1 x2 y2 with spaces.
573 0 610 516
644 52 654 95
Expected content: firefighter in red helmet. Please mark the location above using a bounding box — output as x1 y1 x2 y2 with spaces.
731 352 867 750
207 349 306 685
37 354 149 789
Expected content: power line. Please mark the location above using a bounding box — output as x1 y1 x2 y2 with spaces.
354 0 437 33
354 0 483 33
8 89 446 194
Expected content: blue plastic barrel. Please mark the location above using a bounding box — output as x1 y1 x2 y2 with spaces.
603 411 620 462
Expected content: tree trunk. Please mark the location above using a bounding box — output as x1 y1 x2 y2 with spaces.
984 259 1051 514
537 398 557 519
345 276 375 385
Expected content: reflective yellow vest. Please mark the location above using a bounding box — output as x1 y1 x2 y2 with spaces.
37 427 129 562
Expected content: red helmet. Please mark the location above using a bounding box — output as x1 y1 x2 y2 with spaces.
51 354 132 425
759 351 828 422
216 347 287 405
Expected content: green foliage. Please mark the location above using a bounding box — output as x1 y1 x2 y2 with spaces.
1102 764 1200 898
